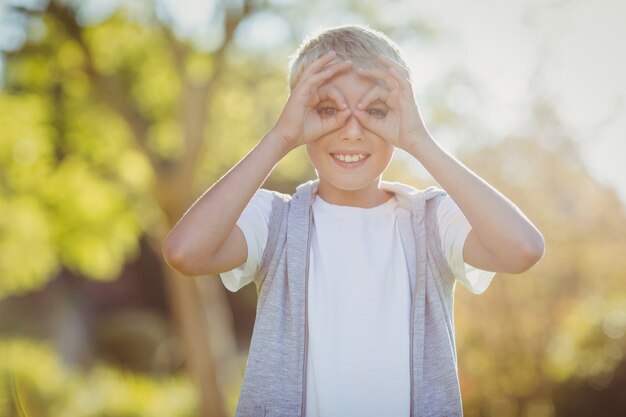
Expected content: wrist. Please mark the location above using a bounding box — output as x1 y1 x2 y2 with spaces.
405 132 436 159
262 130 295 158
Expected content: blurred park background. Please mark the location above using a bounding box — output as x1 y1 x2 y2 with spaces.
1 0 625 416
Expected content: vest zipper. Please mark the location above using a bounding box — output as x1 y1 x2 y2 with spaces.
409 210 415 417
301 206 313 416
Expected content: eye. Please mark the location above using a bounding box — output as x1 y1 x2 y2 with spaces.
367 108 387 118
318 106 338 117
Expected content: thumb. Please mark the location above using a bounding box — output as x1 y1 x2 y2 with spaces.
353 109 379 135
323 107 352 134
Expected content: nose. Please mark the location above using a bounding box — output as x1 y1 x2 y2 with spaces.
340 112 365 141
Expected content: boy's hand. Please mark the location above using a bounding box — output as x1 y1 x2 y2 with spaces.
353 55 430 154
272 51 353 152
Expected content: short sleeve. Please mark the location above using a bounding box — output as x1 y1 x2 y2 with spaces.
436 195 496 294
219 189 274 292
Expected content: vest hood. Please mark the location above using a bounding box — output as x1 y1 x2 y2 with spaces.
294 178 444 211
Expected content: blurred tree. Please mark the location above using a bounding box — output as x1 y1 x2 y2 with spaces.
1 1 254 414
9 1 624 416
454 102 626 417
0 1 437 415
0 337 197 416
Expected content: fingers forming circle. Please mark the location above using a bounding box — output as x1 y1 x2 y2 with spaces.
353 108 384 137
377 55 411 80
299 59 353 97
357 57 412 91
302 50 337 79
317 83 348 110
356 84 390 111
355 66 400 91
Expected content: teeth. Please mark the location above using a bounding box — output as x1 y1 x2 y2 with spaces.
333 154 367 162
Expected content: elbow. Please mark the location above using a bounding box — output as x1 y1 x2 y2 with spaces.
162 234 219 277
507 231 545 274
162 236 195 277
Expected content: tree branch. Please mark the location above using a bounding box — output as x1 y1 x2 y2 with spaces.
174 0 257 178
46 1 155 163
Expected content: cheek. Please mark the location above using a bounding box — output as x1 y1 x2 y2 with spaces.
385 144 395 158
375 138 395 156
305 142 324 166
377 143 395 166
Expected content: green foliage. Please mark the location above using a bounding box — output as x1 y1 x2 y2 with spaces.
0 338 197 417
0 12 163 296
84 15 181 120
0 90 150 294
2 2 626 416
46 156 143 280
199 56 316 191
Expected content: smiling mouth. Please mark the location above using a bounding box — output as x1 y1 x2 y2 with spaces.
330 153 370 163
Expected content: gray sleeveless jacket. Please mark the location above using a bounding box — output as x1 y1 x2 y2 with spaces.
234 179 464 417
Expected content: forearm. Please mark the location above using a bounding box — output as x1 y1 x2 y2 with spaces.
408 135 544 266
163 131 290 265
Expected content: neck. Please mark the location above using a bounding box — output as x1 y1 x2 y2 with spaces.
315 179 393 208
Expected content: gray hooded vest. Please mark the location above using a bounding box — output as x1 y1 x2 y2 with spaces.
234 179 464 417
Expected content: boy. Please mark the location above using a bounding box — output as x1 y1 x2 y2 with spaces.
163 24 544 417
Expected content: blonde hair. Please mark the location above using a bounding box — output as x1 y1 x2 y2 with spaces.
287 23 409 92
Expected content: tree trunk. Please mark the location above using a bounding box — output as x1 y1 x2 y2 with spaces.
149 178 241 417
162 267 228 417
196 275 242 397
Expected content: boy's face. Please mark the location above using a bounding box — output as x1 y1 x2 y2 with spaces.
305 59 395 203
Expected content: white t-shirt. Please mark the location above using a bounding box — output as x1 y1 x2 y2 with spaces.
220 188 496 417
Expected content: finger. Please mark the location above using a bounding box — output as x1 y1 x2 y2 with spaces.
356 85 390 111
353 108 382 136
355 66 400 90
376 55 410 73
377 55 411 78
300 52 351 86
299 60 353 96
301 50 339 79
376 55 412 88
308 107 351 143
325 107 352 132
317 83 348 110
356 65 410 91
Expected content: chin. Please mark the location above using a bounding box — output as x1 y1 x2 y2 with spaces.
323 175 380 192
